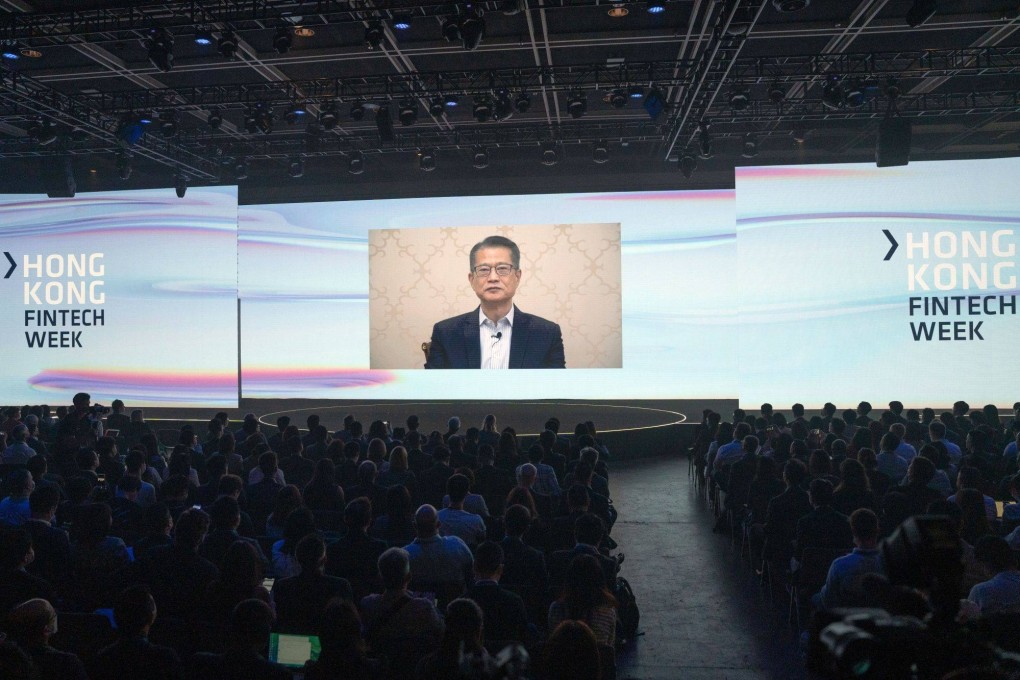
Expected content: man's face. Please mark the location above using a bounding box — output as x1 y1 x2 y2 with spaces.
469 246 521 307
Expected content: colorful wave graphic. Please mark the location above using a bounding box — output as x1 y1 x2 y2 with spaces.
241 368 398 395
28 369 238 404
571 190 734 202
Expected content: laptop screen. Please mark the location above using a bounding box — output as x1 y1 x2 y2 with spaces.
268 633 320 668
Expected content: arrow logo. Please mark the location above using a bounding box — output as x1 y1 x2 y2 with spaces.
3 251 14 279
882 230 898 261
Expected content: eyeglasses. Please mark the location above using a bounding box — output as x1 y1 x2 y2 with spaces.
472 264 517 277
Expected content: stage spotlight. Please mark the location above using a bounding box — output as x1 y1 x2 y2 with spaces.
249 103 273 134
320 102 338 130
274 26 293 54
822 75 845 110
609 89 627 109
845 79 867 108
159 110 178 138
348 151 365 174
540 141 558 166
284 102 307 125
429 98 445 117
493 90 513 120
593 140 609 164
365 21 384 50
392 15 412 31
444 93 459 108
473 97 491 123
28 119 58 146
174 172 187 198
647 0 666 14
768 82 785 105
398 99 418 126
234 158 249 180
207 108 223 129
730 90 749 111
145 26 174 72
608 4 629 17
567 92 587 119
2 45 20 60
906 0 936 28
116 115 146 146
419 148 437 172
678 154 697 179
350 101 367 121
792 124 808 144
442 17 462 43
288 157 304 178
218 30 238 59
473 146 489 169
772 0 809 11
376 106 394 142
628 86 644 100
460 7 485 50
501 0 527 15
194 29 214 46
741 133 759 158
116 151 132 180
514 92 531 113
697 121 713 159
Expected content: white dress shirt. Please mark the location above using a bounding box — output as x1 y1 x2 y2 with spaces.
479 306 514 369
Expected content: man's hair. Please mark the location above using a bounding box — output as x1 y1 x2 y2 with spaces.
957 466 981 490
574 512 605 546
783 459 808 486
809 478 834 507
849 508 879 542
344 497 373 530
174 508 210 550
879 432 900 452
469 235 521 270
115 585 157 636
504 504 531 537
295 534 326 571
473 541 503 576
908 456 936 485
378 547 411 590
446 474 470 504
929 420 947 438
210 495 241 529
6 469 33 494
258 452 278 476
29 486 60 515
566 484 590 511
229 599 275 649
830 418 847 435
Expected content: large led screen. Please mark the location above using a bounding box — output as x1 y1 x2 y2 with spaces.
735 159 1020 408
0 187 240 407
239 190 737 399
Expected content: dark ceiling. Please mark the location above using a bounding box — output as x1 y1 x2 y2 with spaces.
1 0 1019 202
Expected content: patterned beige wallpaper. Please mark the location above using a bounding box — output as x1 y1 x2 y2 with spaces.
369 223 622 369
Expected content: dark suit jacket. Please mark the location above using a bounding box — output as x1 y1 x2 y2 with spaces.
500 536 548 593
794 505 853 562
762 486 812 560
23 519 71 586
92 637 183 680
466 582 529 642
272 571 353 634
425 306 566 369
326 530 387 599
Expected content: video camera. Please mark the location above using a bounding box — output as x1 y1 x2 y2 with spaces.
808 516 1020 679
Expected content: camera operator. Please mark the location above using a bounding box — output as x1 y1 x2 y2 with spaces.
57 393 106 444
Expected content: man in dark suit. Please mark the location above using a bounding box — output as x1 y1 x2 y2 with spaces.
425 235 566 369
23 486 71 587
343 461 387 518
793 478 853 565
273 535 353 633
548 485 590 554
500 505 547 594
762 459 813 563
474 446 515 517
137 508 219 622
7 598 88 680
547 513 618 596
419 446 454 509
326 498 387 599
0 526 56 614
467 542 529 643
200 496 269 570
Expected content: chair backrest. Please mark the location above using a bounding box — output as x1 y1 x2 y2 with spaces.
798 547 850 592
